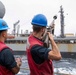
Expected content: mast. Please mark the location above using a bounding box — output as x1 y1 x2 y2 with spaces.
60 5 65 38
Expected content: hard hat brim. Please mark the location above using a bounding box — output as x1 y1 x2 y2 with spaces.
31 22 47 27
0 27 9 30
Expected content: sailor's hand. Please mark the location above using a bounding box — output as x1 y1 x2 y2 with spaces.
47 32 54 41
15 58 22 67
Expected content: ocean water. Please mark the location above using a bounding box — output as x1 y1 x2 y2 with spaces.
15 55 76 75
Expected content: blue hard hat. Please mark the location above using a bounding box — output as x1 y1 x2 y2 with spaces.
0 19 9 30
31 14 48 27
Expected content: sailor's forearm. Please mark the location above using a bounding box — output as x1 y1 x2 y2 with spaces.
50 39 61 58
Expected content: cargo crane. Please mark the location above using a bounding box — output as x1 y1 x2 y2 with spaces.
17 25 20 36
13 20 20 36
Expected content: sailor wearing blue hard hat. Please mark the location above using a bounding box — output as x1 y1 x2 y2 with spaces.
0 19 22 75
26 14 61 75
31 14 47 27
0 19 9 41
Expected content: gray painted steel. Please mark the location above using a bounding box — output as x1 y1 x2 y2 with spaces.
0 1 5 18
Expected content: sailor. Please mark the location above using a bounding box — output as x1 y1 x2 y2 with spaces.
0 19 22 75
26 14 62 75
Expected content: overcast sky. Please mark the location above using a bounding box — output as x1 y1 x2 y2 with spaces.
0 0 76 36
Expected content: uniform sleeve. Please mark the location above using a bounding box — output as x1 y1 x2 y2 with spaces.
0 48 17 69
31 45 51 60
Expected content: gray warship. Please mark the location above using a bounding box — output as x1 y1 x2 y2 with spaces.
0 1 76 58
5 6 76 58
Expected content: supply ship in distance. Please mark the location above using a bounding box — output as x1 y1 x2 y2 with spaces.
5 6 76 58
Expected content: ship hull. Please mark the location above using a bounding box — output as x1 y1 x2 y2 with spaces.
6 43 76 58
12 51 76 58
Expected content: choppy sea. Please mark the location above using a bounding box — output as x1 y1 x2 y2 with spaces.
14 55 76 75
